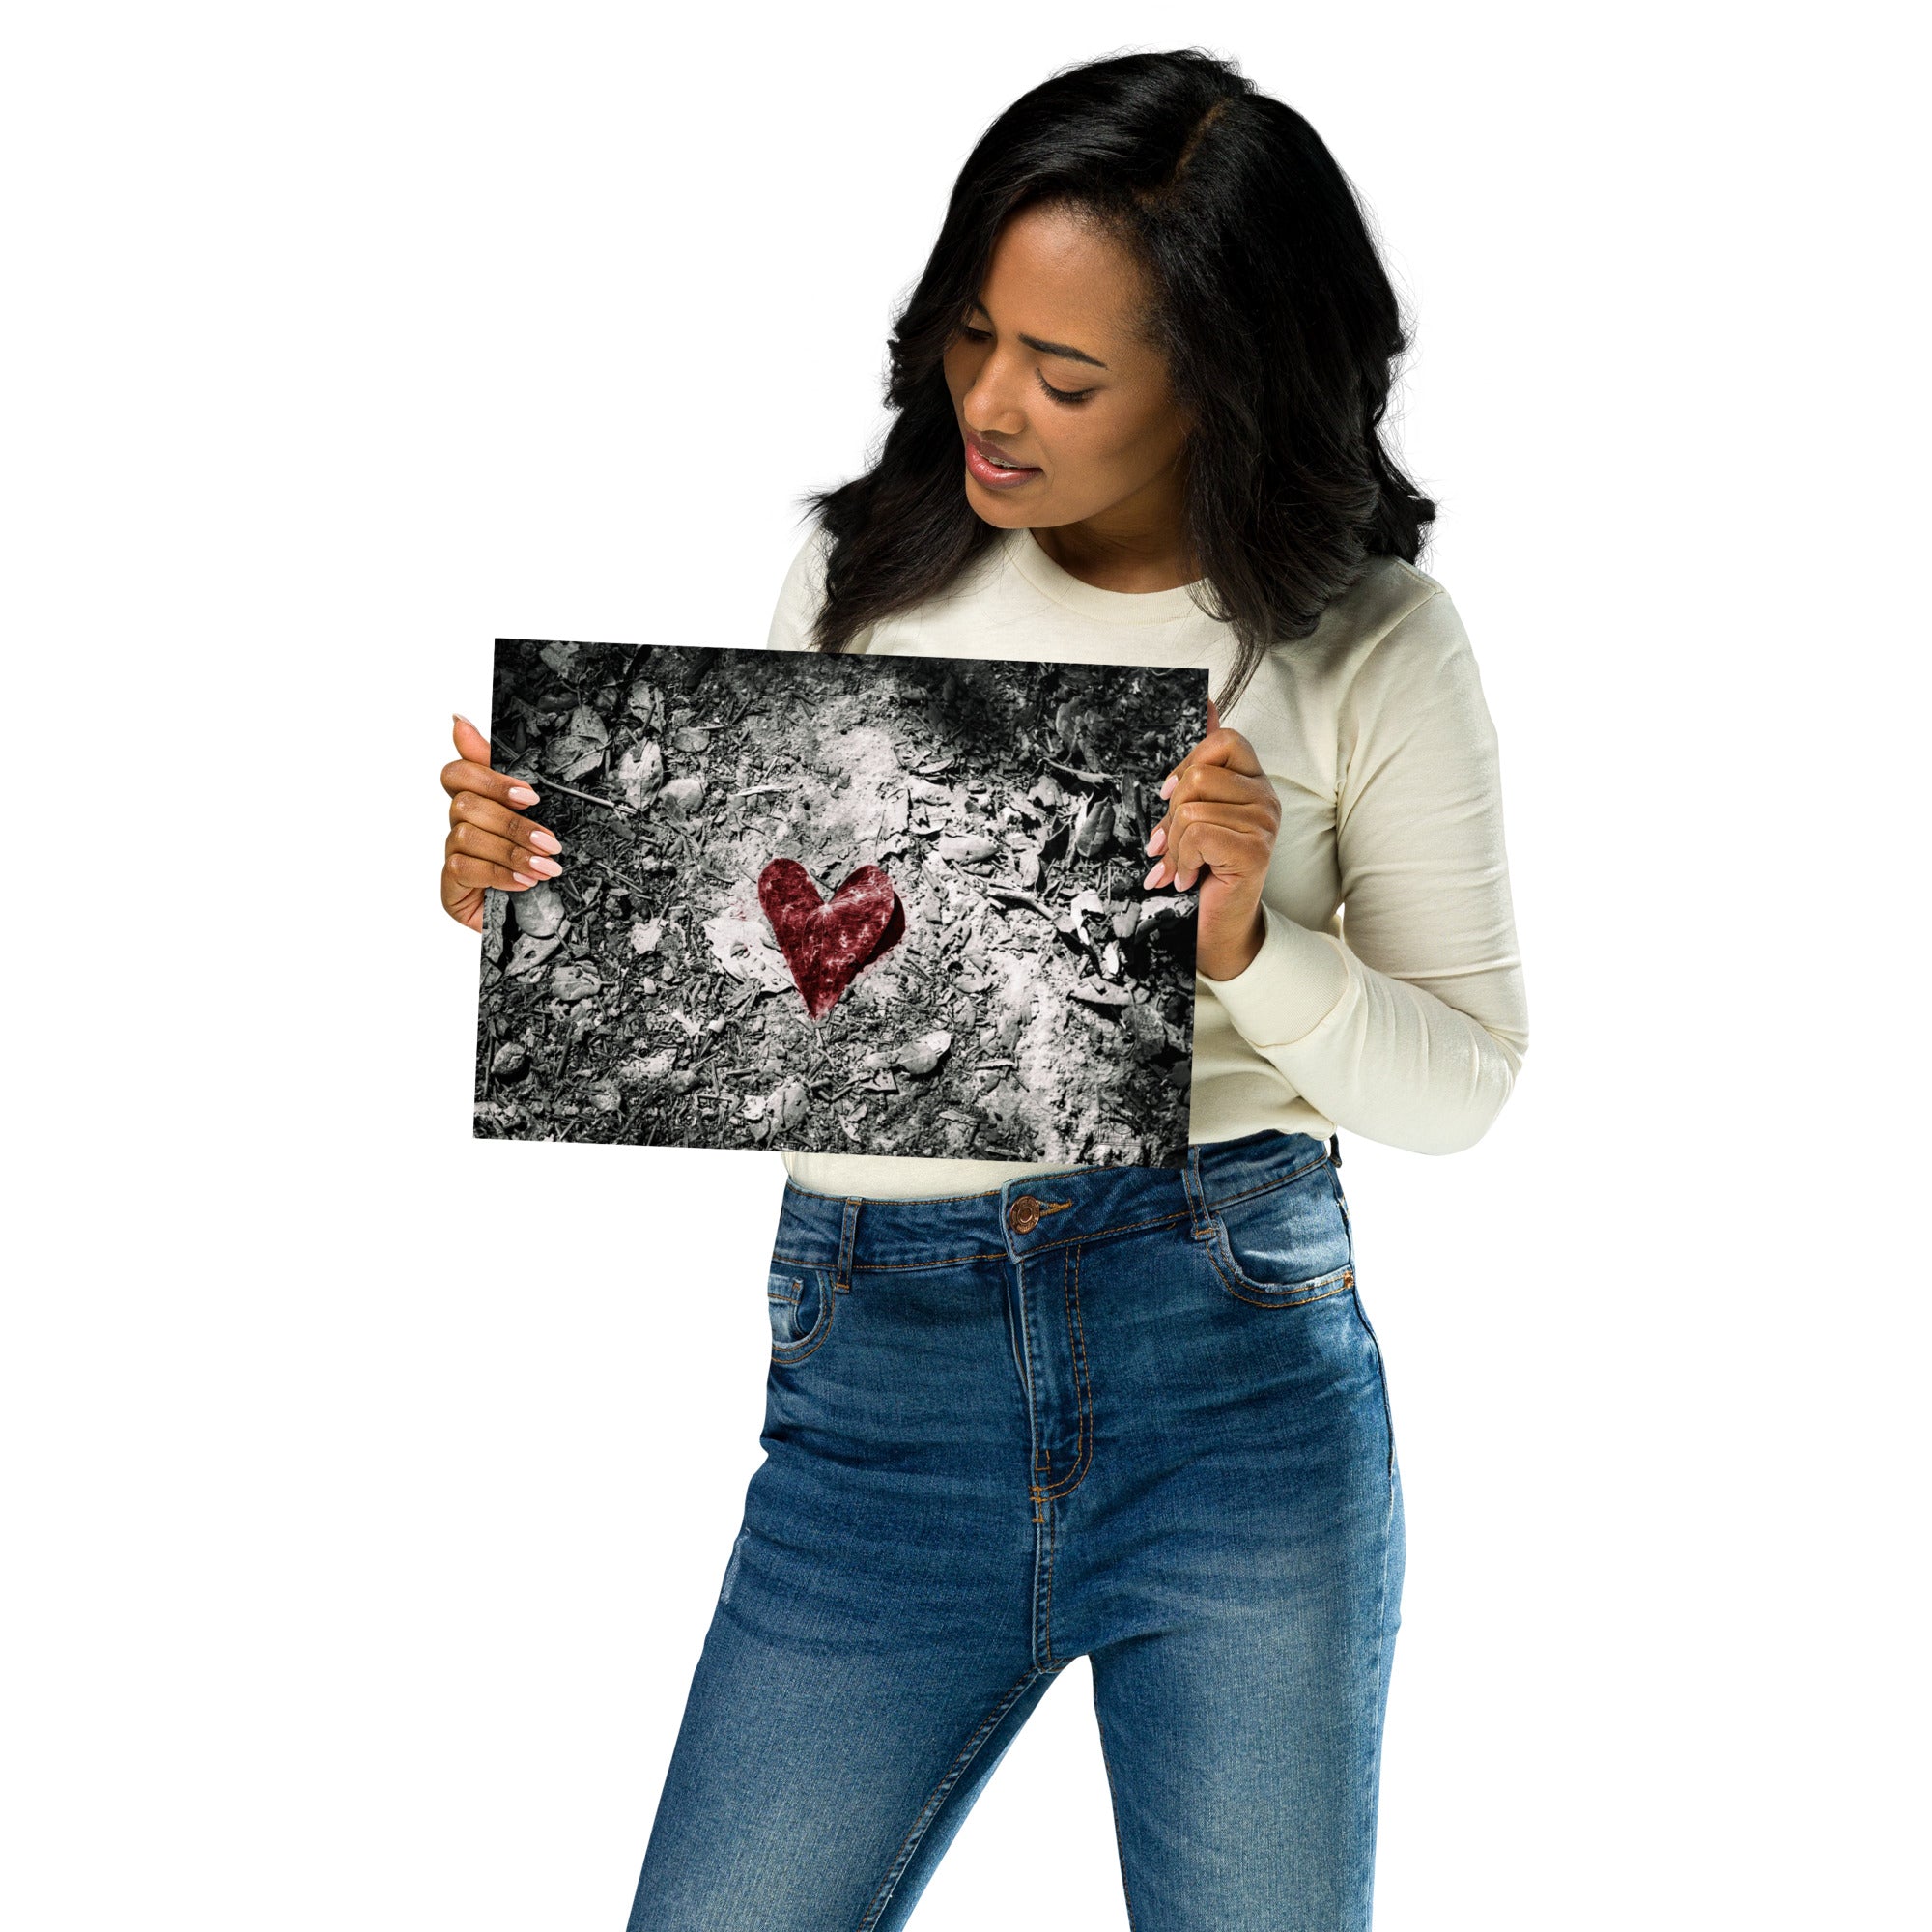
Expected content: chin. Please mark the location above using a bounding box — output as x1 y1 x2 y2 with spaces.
968 483 1049 522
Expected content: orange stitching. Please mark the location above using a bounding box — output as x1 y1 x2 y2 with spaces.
771 1203 1207 1275
770 1266 838 1364
771 1247 1009 1271
1199 1236 1355 1310
1040 1242 1094 1499
1201 1151 1333 1214
1012 1204 1192 1256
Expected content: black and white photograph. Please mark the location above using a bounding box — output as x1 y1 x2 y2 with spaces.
474 639 1207 1165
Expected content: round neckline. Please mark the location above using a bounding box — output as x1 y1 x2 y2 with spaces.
1006 526 1208 626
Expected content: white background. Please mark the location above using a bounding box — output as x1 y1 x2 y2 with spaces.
5 4 1924 1926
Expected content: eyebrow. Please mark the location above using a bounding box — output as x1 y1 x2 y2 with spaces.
967 299 1109 370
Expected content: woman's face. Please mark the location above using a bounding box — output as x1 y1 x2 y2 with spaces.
941 203 1191 538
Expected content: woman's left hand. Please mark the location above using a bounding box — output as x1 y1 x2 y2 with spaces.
1142 696 1280 982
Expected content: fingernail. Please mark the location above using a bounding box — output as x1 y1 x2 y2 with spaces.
1143 862 1166 889
528 829 562 855
508 785 540 805
1159 774 1177 798
511 871 537 886
454 711 475 726
527 855 562 877
1145 826 1166 856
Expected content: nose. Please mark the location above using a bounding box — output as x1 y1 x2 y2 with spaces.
959 354 1028 435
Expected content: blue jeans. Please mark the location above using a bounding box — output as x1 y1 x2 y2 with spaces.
626 1128 1405 1930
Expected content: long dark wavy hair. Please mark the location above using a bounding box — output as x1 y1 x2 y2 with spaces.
798 47 1436 715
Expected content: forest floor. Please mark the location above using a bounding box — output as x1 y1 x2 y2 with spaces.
472 639 1205 1167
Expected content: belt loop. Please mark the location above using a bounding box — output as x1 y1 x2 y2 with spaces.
1181 1144 1211 1239
1328 1132 1342 1169
837 1196 863 1293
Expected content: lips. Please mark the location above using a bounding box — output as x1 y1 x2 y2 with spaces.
967 433 1038 472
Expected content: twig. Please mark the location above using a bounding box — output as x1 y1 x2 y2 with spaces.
988 886 1052 918
490 738 635 814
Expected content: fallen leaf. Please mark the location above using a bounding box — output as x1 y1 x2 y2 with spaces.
898 1030 953 1076
657 776 706 819
1072 795 1115 859
547 705 610 781
938 834 999 864
614 740 664 808
627 678 662 726
511 881 567 938
772 1077 809 1130
549 962 602 1003
507 932 563 976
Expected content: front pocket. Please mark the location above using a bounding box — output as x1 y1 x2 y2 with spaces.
1206 1158 1355 1307
767 1262 836 1362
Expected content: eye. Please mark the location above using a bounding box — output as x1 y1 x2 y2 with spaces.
1037 372 1093 406
955 325 1094 406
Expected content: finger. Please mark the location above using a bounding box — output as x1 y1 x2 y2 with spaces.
447 820 563 878
448 788 562 855
1145 767 1276 867
1144 807 1274 891
452 712 495 766
440 877 487 931
441 755 542 810
1160 724 1260 795
446 851 544 892
1161 763 1272 809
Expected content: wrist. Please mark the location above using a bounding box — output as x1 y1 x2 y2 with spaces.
1197 905 1266 982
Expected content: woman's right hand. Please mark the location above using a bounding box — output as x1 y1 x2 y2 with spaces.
440 714 565 932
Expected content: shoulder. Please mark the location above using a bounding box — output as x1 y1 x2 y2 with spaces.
1295 555 1490 719
1300 554 1459 672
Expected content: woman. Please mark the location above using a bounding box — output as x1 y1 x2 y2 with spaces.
441 49 1527 1931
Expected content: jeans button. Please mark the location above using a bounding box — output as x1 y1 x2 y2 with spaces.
1008 1195 1041 1234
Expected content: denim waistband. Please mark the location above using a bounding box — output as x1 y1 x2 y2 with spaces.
776 1129 1335 1283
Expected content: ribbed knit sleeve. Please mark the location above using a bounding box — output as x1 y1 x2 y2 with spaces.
1203 588 1530 1153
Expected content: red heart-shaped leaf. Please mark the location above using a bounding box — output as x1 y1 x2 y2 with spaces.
757 860 904 1019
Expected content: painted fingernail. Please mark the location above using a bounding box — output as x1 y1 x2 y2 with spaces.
528 829 562 855
511 871 537 886
527 855 562 877
1159 774 1178 798
1143 862 1166 889
1145 826 1166 855
508 785 540 806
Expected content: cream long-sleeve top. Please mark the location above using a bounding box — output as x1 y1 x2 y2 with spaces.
764 520 1528 1201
